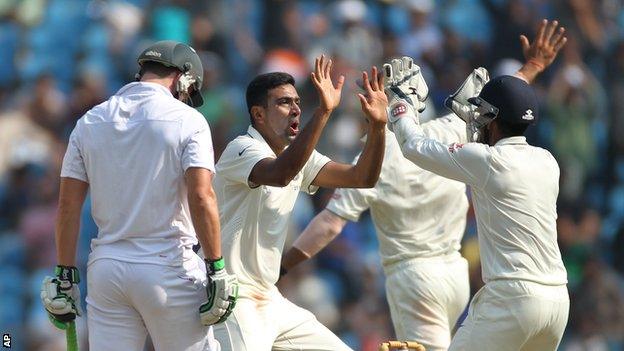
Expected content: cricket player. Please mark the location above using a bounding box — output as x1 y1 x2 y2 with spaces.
211 56 388 350
40 41 238 351
280 93 473 350
386 20 570 351
280 41 562 351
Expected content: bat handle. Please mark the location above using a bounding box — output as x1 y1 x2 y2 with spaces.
66 321 79 351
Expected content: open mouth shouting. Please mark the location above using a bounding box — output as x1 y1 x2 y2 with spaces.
288 120 300 136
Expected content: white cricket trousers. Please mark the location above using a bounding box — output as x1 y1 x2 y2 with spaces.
384 254 470 351
449 280 569 351
86 257 219 351
213 286 352 351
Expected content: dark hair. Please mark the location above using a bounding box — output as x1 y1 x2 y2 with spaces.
495 118 529 137
246 72 295 123
138 61 180 79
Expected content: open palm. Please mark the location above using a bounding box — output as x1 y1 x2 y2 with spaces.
311 55 345 111
520 19 567 70
357 66 388 126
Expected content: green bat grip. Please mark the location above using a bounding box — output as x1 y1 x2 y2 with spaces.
66 321 78 351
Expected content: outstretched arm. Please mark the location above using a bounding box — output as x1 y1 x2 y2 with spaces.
249 55 345 187
281 209 348 272
312 67 387 188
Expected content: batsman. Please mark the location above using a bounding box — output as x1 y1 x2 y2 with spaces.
40 40 237 351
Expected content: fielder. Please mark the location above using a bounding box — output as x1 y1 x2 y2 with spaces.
281 30 563 349
211 56 388 350
386 20 570 351
281 71 473 350
40 41 238 351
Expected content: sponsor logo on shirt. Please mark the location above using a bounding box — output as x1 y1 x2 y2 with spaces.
239 145 252 156
448 143 464 153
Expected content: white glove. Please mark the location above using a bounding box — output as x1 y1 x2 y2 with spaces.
383 56 428 114
199 258 238 325
383 57 428 131
444 67 489 122
41 266 82 330
444 67 490 141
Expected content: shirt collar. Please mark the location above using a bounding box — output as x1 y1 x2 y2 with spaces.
246 125 277 154
115 81 174 98
494 136 528 146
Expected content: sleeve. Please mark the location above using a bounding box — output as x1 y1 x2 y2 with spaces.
301 150 331 194
60 123 88 182
181 113 215 172
392 117 492 189
420 113 468 144
216 137 274 188
326 186 376 222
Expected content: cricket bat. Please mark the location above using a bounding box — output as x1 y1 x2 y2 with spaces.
66 321 78 351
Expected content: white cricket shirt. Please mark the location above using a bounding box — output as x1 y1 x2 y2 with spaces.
214 126 330 297
392 117 568 285
61 82 215 266
327 115 469 270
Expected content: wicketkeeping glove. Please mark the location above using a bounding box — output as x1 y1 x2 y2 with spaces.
384 56 428 112
199 257 238 325
444 67 490 141
41 265 82 330
383 56 428 131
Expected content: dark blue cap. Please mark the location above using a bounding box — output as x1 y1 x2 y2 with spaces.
468 75 538 125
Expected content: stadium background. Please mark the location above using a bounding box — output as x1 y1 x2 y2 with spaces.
1 0 623 350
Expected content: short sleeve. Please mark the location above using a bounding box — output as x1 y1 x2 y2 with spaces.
181 114 215 172
216 137 274 188
301 150 331 194
60 123 88 182
326 186 376 222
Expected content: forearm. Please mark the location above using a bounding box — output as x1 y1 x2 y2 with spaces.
189 188 222 260
283 209 346 270
276 108 331 180
56 208 81 266
55 178 88 266
422 113 467 144
515 63 543 84
393 118 451 176
351 123 385 187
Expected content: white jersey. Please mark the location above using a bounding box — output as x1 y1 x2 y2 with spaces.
61 82 215 267
392 117 568 285
327 115 469 269
214 126 330 296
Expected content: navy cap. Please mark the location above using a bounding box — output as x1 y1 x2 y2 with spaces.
468 75 538 125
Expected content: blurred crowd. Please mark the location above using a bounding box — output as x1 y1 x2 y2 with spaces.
1 0 624 350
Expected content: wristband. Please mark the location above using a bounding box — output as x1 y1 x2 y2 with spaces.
205 257 225 275
527 59 545 72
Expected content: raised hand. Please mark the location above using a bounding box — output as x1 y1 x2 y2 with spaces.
357 66 388 127
520 19 567 72
383 56 428 113
310 54 345 112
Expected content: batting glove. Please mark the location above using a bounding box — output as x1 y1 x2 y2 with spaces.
444 67 490 142
383 56 428 131
41 265 82 330
199 257 238 326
